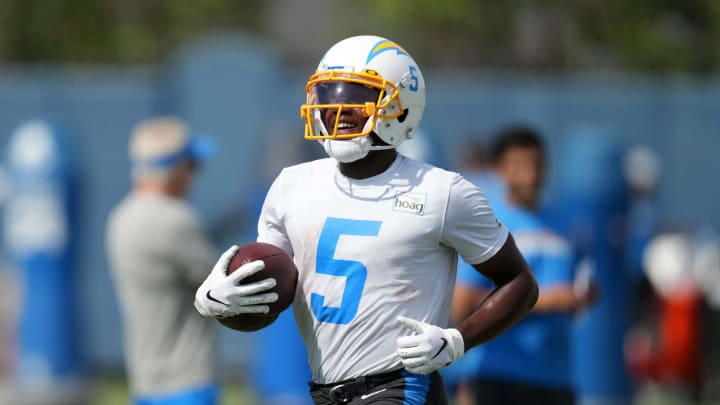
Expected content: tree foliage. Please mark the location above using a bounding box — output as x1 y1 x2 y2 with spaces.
0 0 264 63
1 0 720 72
365 0 720 72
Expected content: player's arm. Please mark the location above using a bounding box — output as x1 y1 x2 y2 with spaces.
396 176 537 374
457 233 538 350
450 260 492 323
455 230 597 318
450 284 490 323
453 282 596 318
534 248 599 313
533 283 598 313
396 236 537 374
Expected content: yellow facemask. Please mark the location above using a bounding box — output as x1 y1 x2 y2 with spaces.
300 70 404 140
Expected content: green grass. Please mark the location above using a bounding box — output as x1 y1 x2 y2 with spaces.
92 375 260 405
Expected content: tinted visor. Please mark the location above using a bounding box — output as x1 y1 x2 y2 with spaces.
311 81 381 105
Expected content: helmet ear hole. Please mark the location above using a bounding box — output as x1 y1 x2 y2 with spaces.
397 109 409 123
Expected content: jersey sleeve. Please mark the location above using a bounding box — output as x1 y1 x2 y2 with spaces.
257 170 294 257
441 174 508 265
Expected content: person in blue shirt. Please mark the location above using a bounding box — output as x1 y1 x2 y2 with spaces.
451 125 598 405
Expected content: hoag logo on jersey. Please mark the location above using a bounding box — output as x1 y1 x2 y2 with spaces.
393 192 426 215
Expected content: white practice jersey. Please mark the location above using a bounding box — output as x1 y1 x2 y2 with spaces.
257 155 508 383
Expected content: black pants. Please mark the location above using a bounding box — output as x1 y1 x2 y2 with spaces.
310 369 448 405
466 377 575 405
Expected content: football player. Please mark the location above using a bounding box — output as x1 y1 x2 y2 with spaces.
451 126 598 405
195 35 538 404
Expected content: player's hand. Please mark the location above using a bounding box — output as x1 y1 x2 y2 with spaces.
194 245 278 318
396 316 464 374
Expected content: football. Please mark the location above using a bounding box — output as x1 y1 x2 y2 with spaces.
218 242 298 332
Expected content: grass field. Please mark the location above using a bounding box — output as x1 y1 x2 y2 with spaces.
91 380 720 405
92 375 259 405
5 374 720 405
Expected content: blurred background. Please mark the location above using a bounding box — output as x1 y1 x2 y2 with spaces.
0 0 719 404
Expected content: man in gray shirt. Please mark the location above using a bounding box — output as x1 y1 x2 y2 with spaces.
106 117 219 404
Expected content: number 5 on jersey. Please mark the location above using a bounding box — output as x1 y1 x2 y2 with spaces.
311 218 382 324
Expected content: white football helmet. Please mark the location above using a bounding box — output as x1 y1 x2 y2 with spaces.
300 35 426 149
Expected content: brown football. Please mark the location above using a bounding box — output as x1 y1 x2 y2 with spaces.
218 242 298 332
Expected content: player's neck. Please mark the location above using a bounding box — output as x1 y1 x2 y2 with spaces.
507 195 539 212
134 181 185 199
338 148 398 180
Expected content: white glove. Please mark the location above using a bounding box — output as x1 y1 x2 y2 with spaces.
194 245 279 318
396 316 465 374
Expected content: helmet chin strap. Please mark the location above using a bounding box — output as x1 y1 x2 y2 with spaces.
321 137 371 163
320 136 395 163
369 144 395 151
316 113 397 163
